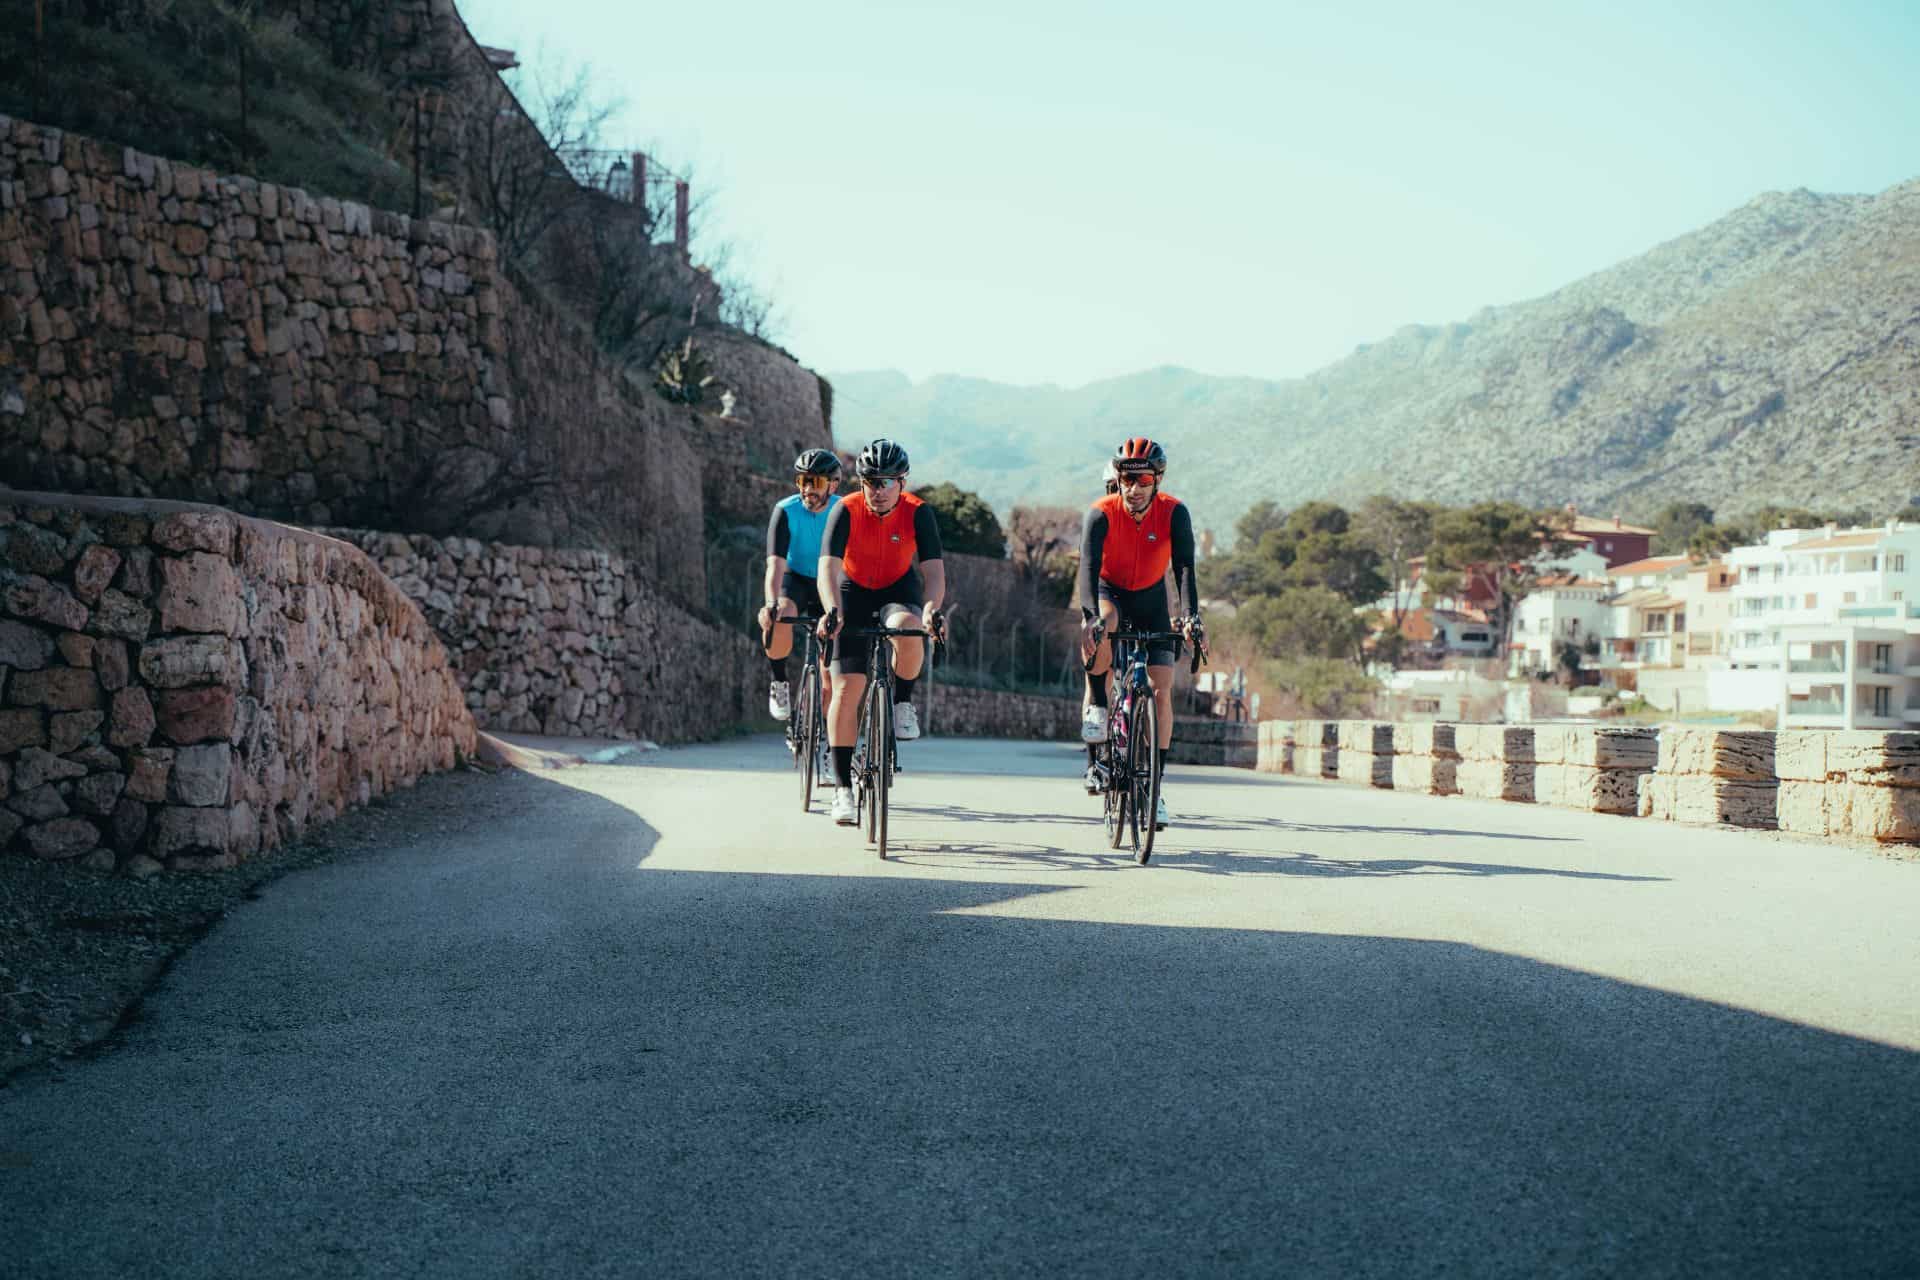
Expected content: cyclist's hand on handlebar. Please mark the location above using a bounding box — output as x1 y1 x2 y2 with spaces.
816 608 842 641
1080 617 1105 660
924 605 946 643
756 603 776 637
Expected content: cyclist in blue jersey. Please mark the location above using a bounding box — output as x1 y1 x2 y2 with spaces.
758 448 843 721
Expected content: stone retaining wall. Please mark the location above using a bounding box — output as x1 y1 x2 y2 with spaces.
2 490 475 874
925 685 1081 741
328 529 758 744
1253 720 1917 846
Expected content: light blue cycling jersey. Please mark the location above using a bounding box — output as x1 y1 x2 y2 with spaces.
777 491 841 580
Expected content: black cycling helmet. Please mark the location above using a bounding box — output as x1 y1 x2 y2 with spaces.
855 437 910 479
793 447 842 478
1113 437 1168 474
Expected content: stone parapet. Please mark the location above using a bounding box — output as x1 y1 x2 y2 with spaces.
1247 719 1913 847
2 491 475 873
926 686 1080 742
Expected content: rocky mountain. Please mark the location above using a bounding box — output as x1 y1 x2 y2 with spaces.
832 180 1920 538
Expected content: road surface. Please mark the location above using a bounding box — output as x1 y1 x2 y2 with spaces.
4 734 1918 1276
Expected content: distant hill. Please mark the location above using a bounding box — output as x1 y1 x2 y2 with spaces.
831 180 1920 538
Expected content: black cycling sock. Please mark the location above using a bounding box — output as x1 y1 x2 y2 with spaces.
1157 750 1168 781
1086 745 1099 767
769 656 788 683
833 746 854 788
1086 675 1108 708
895 676 916 704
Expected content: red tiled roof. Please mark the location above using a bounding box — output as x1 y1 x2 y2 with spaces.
1607 555 1690 577
1786 532 1883 552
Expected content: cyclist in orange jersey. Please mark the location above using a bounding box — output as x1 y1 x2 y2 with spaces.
815 438 946 826
1077 437 1203 828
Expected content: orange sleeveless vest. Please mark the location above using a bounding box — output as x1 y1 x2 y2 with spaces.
842 490 922 589
1095 491 1177 591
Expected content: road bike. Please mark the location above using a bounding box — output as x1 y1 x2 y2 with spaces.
847 621 938 860
766 615 830 812
1087 624 1204 865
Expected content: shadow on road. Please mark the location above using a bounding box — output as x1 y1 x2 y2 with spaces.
3 766 1906 1278
902 799 1579 845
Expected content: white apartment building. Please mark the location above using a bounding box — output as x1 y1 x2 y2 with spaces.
1510 575 1611 674
1728 524 1920 666
1596 556 1691 673
1780 613 1920 729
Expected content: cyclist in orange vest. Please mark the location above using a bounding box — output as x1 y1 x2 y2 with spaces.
815 438 947 827
1078 437 1203 829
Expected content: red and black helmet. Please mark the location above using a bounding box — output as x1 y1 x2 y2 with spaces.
1113 437 1167 474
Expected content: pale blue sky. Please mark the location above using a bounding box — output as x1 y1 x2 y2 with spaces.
456 0 1920 387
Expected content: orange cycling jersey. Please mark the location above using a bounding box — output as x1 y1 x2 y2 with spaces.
1094 491 1179 592
841 490 923 588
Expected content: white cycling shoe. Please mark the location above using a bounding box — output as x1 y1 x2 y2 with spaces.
1080 706 1108 743
1155 793 1171 829
830 788 857 826
894 702 921 740
768 681 792 722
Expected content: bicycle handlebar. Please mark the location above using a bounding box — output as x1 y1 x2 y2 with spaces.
1083 624 1209 675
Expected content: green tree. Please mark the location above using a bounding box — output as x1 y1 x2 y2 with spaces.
1651 501 1716 556
916 482 1006 557
1234 586 1368 664
1426 502 1574 660
1353 495 1437 629
1264 658 1378 717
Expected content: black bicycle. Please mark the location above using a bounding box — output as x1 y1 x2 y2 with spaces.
766 615 830 812
1087 624 1204 865
845 621 938 860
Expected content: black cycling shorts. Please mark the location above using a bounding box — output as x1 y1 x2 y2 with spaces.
830 571 925 676
780 571 826 618
1098 580 1179 668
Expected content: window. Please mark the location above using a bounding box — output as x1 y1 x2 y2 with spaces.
1873 644 1892 674
1412 698 1441 714
1873 686 1892 717
1805 593 1818 609
1843 592 1857 604
1894 555 1907 573
1460 631 1489 643
1896 591 1906 602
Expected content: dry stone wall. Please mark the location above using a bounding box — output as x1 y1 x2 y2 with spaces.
329 529 759 744
0 115 830 607
1 490 475 874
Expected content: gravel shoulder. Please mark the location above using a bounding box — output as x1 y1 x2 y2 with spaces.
0 764 518 1084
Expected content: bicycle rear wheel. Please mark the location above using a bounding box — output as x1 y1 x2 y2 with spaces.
1131 697 1161 864
873 681 894 859
1104 705 1128 850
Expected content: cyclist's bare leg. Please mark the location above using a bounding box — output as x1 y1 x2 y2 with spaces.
1085 599 1122 679
1148 663 1176 749
881 604 925 679
828 672 867 747
765 597 798 661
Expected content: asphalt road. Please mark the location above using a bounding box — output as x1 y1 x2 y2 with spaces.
4 735 1919 1277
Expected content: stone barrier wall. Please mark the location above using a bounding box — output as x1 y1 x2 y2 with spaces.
328 529 759 744
2 490 476 874
925 685 1080 742
1252 719 1917 846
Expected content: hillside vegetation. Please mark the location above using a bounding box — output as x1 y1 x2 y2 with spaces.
834 181 1920 538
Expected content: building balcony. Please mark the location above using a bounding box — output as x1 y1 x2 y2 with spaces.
1787 658 1845 673
1785 699 1845 720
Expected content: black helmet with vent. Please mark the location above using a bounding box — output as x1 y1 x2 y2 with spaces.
793 447 842 478
855 438 910 479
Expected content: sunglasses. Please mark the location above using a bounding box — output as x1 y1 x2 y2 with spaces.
796 474 833 492
1116 471 1158 488
860 475 903 491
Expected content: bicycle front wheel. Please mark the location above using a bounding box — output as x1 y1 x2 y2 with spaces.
873 682 894 859
1131 697 1161 864
798 665 819 813
1104 732 1128 850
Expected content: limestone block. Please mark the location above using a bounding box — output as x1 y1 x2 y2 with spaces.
1831 785 1920 842
0 708 46 752
1656 729 1774 781
1776 780 1832 838
1396 722 1457 758
1337 721 1394 755
1567 728 1659 770
74 771 125 817
150 511 235 556
169 743 233 807
139 635 236 687
1825 732 1920 789
1537 764 1641 815
1457 759 1534 802
1773 731 1829 784
157 684 238 744
49 709 103 754
8 784 68 822
158 551 242 634
125 748 173 802
71 544 121 604
0 619 54 670
149 806 230 859
1638 774 1777 829
9 666 100 709
24 817 98 860
5 575 88 631
1455 725 1535 764
1336 749 1393 788
1531 726 1570 766
13 746 86 791
88 589 152 641
1391 754 1457 795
